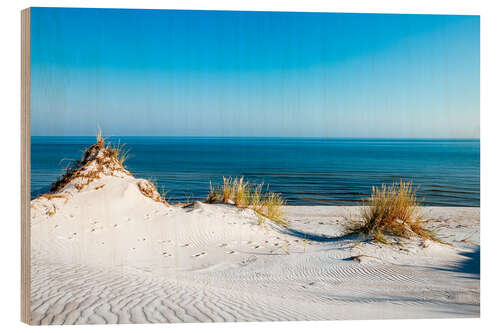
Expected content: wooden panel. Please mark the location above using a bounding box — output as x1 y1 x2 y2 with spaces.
21 7 31 325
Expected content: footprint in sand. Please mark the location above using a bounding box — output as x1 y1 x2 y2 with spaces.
192 252 207 258
180 243 190 247
66 232 78 240
302 282 316 289
254 245 260 249
240 256 257 266
226 250 236 254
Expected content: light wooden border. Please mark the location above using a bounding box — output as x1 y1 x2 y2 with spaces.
21 7 31 325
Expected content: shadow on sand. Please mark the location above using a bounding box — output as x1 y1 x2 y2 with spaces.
438 247 480 279
275 224 360 243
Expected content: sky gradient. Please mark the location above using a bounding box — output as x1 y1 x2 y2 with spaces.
30 8 480 138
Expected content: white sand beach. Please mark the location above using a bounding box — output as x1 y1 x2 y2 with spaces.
29 144 480 324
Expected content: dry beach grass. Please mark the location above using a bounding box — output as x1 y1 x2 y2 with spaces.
207 176 287 226
49 131 132 193
348 181 442 244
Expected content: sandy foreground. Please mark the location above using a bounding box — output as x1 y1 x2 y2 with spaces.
30 152 479 324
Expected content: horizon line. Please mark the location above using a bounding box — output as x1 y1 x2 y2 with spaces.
30 135 480 140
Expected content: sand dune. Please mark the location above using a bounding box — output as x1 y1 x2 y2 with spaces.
29 145 479 324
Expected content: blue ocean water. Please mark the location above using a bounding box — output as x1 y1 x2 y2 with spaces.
31 137 480 206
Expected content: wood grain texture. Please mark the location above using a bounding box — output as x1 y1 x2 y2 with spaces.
21 7 31 325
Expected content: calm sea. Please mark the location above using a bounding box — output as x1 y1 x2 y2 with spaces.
31 137 480 206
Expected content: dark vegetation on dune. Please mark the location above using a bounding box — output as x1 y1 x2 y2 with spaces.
49 131 131 193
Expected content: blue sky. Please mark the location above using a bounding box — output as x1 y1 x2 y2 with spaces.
30 8 479 138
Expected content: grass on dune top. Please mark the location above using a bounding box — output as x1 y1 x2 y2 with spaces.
49 130 131 193
206 176 287 227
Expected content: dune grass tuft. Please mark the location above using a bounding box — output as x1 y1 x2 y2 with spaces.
49 131 132 193
41 193 66 200
233 177 249 207
261 192 285 224
207 177 287 227
137 178 171 206
47 206 56 216
348 180 442 244
96 128 104 147
107 140 131 168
